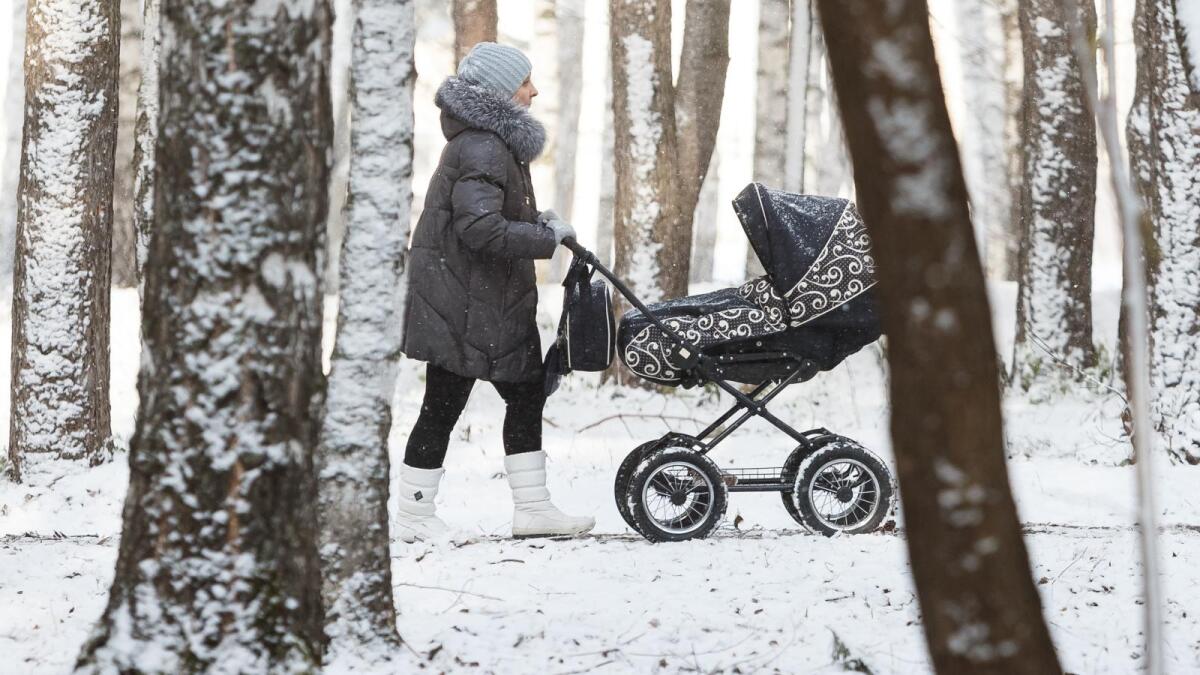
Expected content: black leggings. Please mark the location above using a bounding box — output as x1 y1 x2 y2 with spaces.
404 364 545 470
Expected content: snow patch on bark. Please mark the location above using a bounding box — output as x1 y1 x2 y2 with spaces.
620 32 663 303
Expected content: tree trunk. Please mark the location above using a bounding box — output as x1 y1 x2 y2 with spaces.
610 0 682 304
131 0 159 281
674 0 730 239
597 55 616 268
533 0 559 283
453 0 497 67
747 0 789 278
9 0 117 481
0 0 26 294
75 0 332 669
1128 0 1200 465
689 148 719 283
806 26 852 199
317 0 414 656
997 0 1023 281
324 0 354 294
111 0 140 288
1010 0 1097 391
815 1 1063 672
784 0 812 194
955 0 1015 281
549 0 584 278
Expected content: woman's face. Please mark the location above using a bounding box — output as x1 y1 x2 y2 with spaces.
512 76 538 108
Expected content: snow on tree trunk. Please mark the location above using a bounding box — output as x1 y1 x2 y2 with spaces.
955 0 1015 281
784 0 812 194
610 0 682 304
747 0 789 278
1010 0 1097 391
317 0 414 657
110 0 140 288
549 0 584 278
1128 0 1200 465
75 0 332 669
532 0 560 284
0 0 26 294
452 0 497 67
674 0 730 240
815 0 1063 672
131 0 159 280
9 0 117 481
689 148 719 283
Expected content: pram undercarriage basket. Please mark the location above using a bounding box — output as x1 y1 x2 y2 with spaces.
550 183 896 542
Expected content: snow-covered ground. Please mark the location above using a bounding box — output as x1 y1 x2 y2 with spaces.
2 283 1198 674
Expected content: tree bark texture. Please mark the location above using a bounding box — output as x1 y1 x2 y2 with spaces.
1128 0 1200 464
111 0 141 288
674 0 729 240
452 0 497 67
9 0 117 480
954 0 1015 281
131 0 159 281
815 0 1063 672
596 46 616 268
324 0 354 293
747 0 789 278
610 0 682 304
75 0 332 669
317 0 414 655
0 0 27 293
1010 0 1097 390
805 24 852 198
998 0 1023 281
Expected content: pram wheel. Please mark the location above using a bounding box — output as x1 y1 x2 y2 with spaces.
784 439 893 536
627 447 728 542
614 441 657 535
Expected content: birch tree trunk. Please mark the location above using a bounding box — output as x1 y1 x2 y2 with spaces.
1010 0 1097 391
0 0 26 293
610 0 682 303
318 0 414 656
674 0 730 237
1128 0 1200 465
453 0 497 67
955 0 1014 280
747 0 789 278
784 0 812 194
806 28 852 198
131 0 159 279
75 0 332 668
597 61 616 267
549 0 584 277
324 0 354 293
111 0 140 288
689 148 719 283
9 0 117 481
815 0 1062 671
998 0 1023 281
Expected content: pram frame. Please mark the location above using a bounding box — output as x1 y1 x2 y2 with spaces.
562 238 838 493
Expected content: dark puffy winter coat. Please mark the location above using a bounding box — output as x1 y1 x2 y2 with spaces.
402 76 558 382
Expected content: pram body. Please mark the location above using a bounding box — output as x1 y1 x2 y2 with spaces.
554 183 895 542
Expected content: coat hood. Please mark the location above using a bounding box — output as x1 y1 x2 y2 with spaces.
435 76 547 163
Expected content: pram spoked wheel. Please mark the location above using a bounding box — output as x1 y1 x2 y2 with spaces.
626 447 728 542
782 439 893 536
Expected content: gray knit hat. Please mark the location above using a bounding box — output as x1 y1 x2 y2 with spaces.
457 42 533 99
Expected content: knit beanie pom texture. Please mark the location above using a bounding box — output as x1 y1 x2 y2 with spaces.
457 42 533 99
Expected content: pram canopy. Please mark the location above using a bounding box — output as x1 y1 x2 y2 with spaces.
617 183 881 386
733 182 877 327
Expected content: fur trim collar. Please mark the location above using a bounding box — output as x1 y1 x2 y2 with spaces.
436 76 546 162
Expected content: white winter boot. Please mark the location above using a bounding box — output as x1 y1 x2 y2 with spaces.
394 464 452 543
505 451 595 538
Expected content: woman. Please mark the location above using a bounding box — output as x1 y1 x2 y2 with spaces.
399 42 594 542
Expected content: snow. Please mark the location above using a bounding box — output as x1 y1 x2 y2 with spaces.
3 283 1200 673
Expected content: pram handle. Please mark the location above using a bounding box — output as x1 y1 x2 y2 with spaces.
560 237 699 364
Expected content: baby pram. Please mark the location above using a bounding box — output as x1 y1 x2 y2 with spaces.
551 182 895 542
